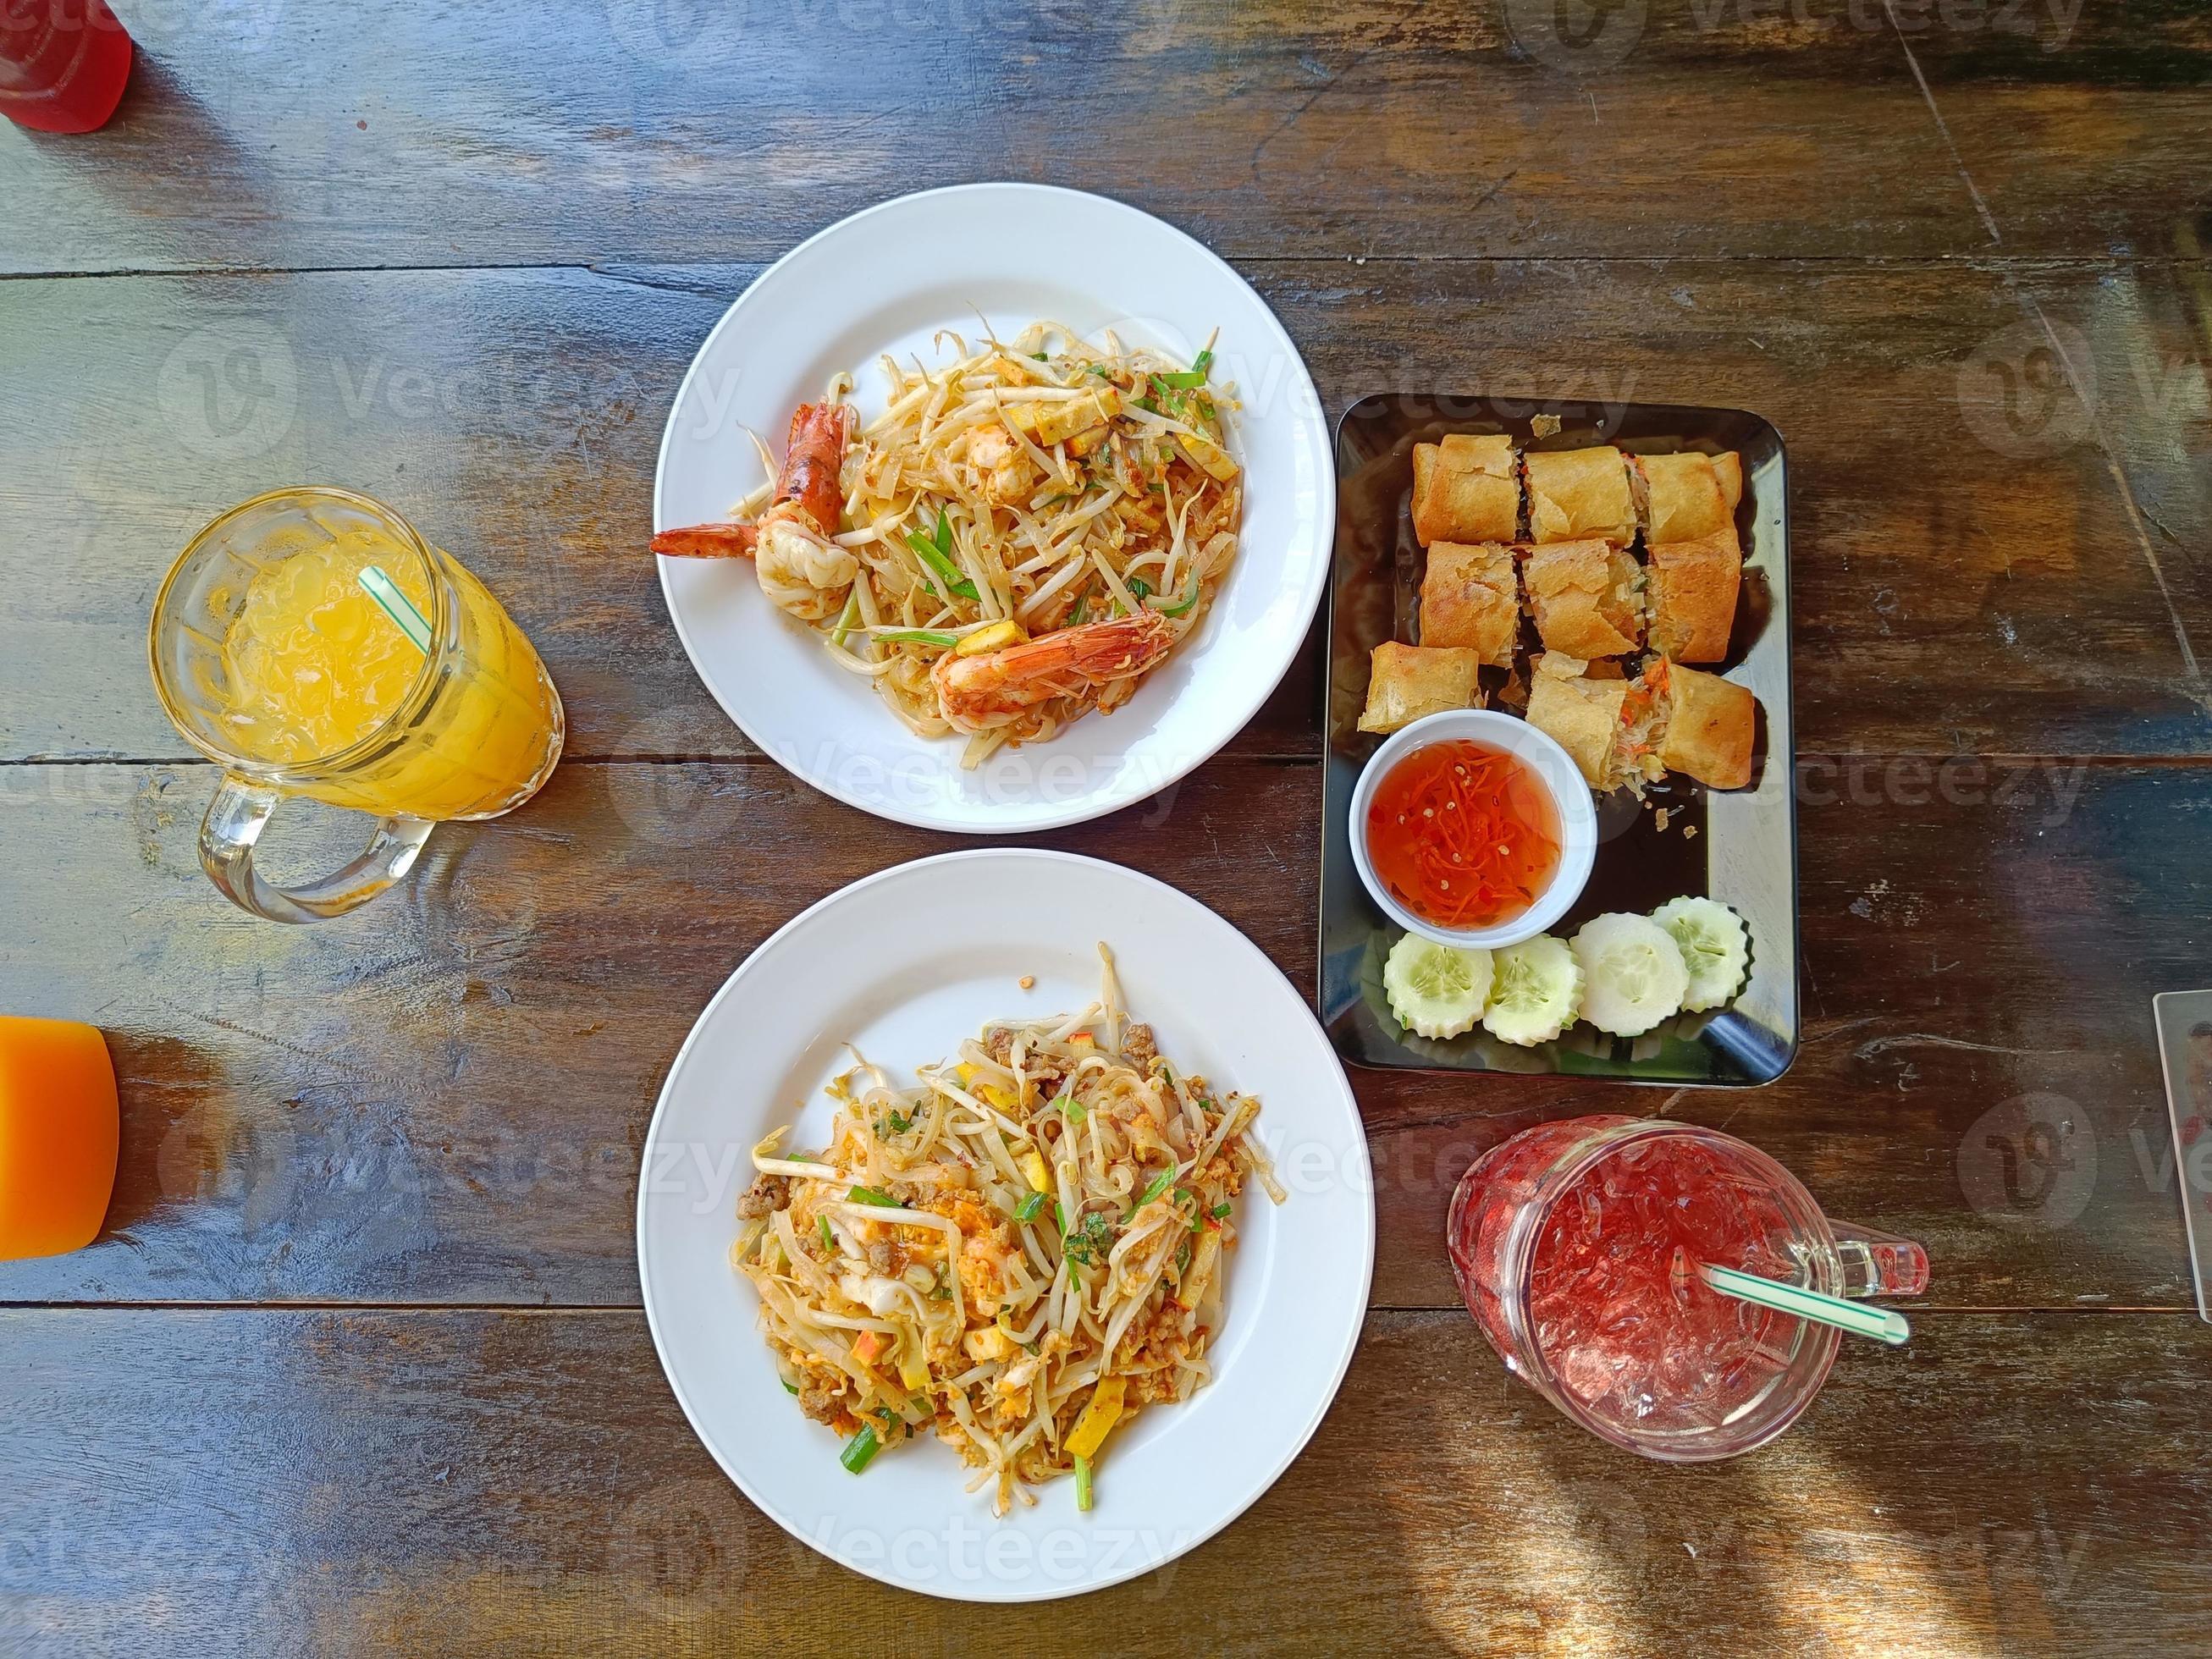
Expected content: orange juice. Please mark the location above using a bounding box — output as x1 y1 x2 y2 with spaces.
0 1017 118 1261
208 521 561 820
153 488 566 923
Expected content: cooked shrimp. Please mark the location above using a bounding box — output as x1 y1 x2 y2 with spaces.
932 610 1177 734
755 520 858 622
965 422 1034 504
650 400 853 558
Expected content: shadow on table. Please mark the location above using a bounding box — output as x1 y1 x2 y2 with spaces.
19 56 278 270
98 1027 234 1235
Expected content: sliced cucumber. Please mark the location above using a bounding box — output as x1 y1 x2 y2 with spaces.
1383 934 1492 1040
1570 913 1689 1037
1481 934 1584 1047
1651 897 1751 1012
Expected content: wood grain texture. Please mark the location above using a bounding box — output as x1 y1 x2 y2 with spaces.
4 256 2206 764
8 1 2212 1639
2 754 2201 1310
3 1 2209 273
5 1305 2208 1655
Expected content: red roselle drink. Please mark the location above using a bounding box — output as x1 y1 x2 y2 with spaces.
1 0 133 134
1448 1116 1928 1461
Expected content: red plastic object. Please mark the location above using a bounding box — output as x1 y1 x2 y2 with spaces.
1 0 133 134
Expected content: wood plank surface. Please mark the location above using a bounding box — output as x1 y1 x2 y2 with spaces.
5 256 2207 765
6 1305 2207 1655
4 2 2209 274
8 0 2212 1645
3 753 2201 1310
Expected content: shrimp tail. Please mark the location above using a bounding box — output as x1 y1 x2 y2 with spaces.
651 521 760 559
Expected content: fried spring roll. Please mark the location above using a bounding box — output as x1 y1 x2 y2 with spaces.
1357 642 1485 735
1525 445 1636 544
1645 524 1741 664
1419 541 1519 667
1636 450 1743 543
1411 433 1520 546
1521 537 1644 659
1649 658 1756 791
1525 653 1633 790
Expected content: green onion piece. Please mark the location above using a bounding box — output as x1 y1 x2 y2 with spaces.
1086 363 1110 378
874 629 959 649
1068 593 1089 626
840 1425 880 1474
830 590 860 648
819 1214 835 1250
1075 1455 1095 1512
1014 1191 1047 1223
904 530 979 602
847 1185 899 1208
782 1379 799 1395
1153 366 1206 390
1133 396 1161 415
1211 1202 1233 1220
1156 574 1202 617
1057 1092 1087 1124
1126 576 1152 602
1128 1166 1178 1218
1053 1200 1067 1235
1031 350 1050 361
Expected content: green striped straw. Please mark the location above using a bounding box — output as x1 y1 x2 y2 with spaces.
357 564 433 653
1698 1262 1911 1347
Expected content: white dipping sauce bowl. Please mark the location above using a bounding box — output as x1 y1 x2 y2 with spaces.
1349 708 1597 951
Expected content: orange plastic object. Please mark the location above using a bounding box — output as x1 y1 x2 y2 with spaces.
0 1016 119 1259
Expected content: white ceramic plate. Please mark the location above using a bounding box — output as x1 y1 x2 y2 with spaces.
652 183 1333 833
637 850 1374 1601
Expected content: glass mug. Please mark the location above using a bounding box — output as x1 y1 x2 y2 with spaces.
1448 1116 1928 1462
149 488 565 923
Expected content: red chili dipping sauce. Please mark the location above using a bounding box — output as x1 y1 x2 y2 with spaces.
1365 739 1561 930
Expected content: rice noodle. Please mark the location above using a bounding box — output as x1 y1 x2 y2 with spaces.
748 321 1243 769
729 945 1280 1512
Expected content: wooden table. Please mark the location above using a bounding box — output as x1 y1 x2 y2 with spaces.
5 3 2209 1651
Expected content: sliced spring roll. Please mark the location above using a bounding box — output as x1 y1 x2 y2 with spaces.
1419 541 1519 667
1646 524 1741 664
1648 658 1756 791
1525 653 1632 790
1411 433 1520 546
1357 642 1485 735
1525 445 1635 544
1522 537 1644 659
1637 450 1743 543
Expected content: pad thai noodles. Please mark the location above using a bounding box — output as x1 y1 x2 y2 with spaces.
729 947 1283 1516
653 322 1244 769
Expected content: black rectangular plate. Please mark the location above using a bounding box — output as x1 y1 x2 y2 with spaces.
1318 394 1799 1086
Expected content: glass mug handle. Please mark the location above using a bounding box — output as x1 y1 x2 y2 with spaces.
198 774 434 924
1827 1218 1931 1299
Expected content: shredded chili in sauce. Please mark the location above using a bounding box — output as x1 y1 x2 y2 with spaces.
1365 739 1561 929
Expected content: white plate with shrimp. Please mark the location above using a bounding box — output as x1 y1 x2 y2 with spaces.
637 849 1373 1601
651 182 1332 833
